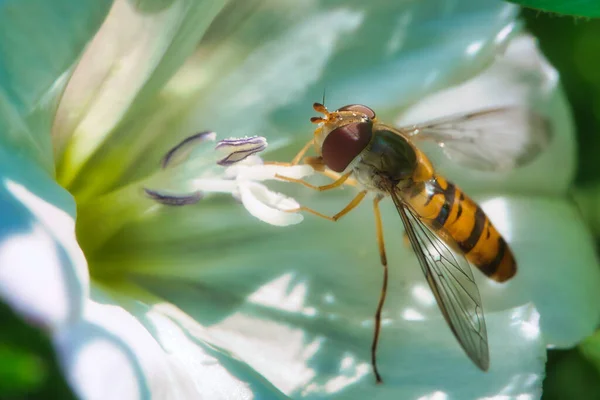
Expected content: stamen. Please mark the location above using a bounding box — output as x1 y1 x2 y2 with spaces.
143 133 310 227
216 136 268 166
144 188 203 206
161 131 217 169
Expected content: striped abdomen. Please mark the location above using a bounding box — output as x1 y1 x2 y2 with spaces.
402 175 516 282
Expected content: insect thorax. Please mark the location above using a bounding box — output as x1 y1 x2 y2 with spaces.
354 127 418 191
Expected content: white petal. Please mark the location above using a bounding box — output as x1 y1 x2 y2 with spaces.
182 1 518 140
114 186 598 393
0 0 111 172
0 150 88 328
54 298 189 400
54 286 288 400
396 35 574 196
53 0 228 194
138 276 544 399
55 322 142 400
104 1 518 188
238 181 303 227
206 304 544 399
474 195 600 347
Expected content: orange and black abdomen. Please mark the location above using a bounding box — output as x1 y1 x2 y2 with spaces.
404 175 516 282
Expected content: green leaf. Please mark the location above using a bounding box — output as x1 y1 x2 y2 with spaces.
0 300 75 399
580 331 600 375
508 0 600 17
542 348 600 400
524 11 600 184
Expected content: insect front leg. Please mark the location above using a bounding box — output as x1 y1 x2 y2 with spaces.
302 156 360 187
265 138 315 167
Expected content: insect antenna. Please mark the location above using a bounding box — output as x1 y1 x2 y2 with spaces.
312 90 329 123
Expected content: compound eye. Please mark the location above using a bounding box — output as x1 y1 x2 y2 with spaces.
337 104 376 119
321 122 373 173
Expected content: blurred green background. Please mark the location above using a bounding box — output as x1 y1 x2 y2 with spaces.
523 9 600 400
2 6 600 400
0 301 74 400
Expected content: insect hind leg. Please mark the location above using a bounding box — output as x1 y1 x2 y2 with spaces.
371 194 388 384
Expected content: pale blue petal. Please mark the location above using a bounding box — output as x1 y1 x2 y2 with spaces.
54 284 289 399
172 299 543 399
66 0 519 195
103 187 600 351
134 263 544 398
95 188 600 397
54 0 230 198
181 0 519 139
474 195 600 348
0 0 112 172
397 35 574 196
0 146 88 328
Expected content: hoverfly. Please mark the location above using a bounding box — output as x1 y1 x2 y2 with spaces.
273 102 551 383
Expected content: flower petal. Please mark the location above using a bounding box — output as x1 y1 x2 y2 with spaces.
106 186 599 367
137 278 544 398
474 195 600 348
183 0 520 138
54 284 289 399
71 0 520 195
0 148 88 328
396 35 574 196
54 0 229 197
208 304 545 399
0 0 111 172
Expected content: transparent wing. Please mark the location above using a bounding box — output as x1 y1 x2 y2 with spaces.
396 107 552 171
389 189 489 370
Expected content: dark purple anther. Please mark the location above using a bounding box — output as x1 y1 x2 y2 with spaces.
144 188 203 206
161 131 216 169
216 136 267 166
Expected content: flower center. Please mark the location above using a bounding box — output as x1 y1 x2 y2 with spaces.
56 132 311 279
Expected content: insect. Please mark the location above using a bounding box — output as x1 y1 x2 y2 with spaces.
273 102 551 383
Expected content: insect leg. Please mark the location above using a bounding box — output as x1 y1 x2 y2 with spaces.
275 171 352 192
318 169 358 186
285 190 367 221
301 156 359 187
265 138 315 167
371 195 388 384
302 156 327 172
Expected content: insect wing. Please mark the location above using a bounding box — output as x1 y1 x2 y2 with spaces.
397 107 551 171
389 190 490 370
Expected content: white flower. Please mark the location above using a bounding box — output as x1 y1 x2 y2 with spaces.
1 0 599 399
